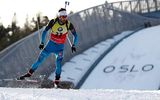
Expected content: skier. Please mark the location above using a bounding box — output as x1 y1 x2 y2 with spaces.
18 8 78 85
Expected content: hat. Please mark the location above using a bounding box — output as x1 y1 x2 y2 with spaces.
58 8 67 16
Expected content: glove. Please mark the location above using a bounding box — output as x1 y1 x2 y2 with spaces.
39 43 44 50
71 44 76 53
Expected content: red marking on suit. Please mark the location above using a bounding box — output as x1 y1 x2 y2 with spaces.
50 32 68 44
58 52 63 57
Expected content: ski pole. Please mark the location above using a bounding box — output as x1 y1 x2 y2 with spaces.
67 35 72 46
65 1 70 9
65 1 72 47
36 14 41 42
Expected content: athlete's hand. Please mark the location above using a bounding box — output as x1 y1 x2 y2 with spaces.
71 44 76 53
39 43 44 50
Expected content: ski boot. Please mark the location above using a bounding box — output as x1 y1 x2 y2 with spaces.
54 76 61 88
17 69 34 80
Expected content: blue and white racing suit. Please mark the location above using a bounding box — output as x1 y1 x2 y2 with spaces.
31 18 78 79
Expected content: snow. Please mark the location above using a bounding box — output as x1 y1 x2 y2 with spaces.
0 87 160 100
1 25 160 99
81 25 160 90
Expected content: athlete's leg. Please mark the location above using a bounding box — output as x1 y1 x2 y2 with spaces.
54 50 64 80
31 49 50 71
18 41 52 80
18 49 50 80
31 41 53 71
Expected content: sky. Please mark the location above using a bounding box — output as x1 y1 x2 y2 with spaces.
0 0 123 27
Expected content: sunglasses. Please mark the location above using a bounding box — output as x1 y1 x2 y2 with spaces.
60 16 67 19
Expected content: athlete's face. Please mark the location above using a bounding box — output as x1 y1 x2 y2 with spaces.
59 15 67 23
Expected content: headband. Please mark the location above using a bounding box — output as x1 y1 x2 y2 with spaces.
58 11 67 16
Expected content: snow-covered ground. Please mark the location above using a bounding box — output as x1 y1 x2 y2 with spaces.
0 87 160 100
1 25 160 100
81 25 160 90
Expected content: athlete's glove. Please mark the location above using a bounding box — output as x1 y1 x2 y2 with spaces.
71 44 76 53
39 43 44 50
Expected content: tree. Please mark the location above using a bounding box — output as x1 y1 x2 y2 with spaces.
24 14 32 33
0 12 49 52
0 24 6 39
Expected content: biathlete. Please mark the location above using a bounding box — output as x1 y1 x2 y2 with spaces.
18 8 78 85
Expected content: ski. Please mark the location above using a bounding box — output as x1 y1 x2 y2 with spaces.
0 78 41 88
40 79 74 89
0 78 74 89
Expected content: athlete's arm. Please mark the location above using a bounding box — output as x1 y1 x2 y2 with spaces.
69 23 78 46
40 19 54 44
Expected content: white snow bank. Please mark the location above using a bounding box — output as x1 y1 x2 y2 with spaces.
82 25 160 90
0 87 160 100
